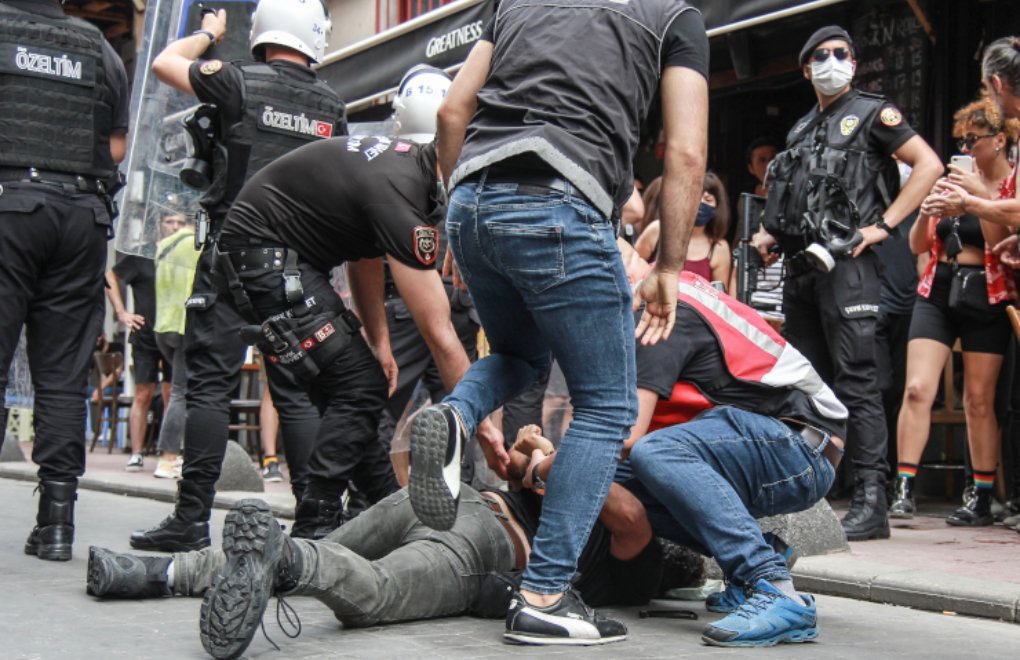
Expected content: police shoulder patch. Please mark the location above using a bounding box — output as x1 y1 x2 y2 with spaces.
413 226 438 266
840 115 860 137
880 106 903 127
200 59 223 76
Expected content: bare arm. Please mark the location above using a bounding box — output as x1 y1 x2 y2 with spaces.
622 388 660 454
110 134 127 164
655 67 708 273
151 10 227 95
633 67 707 345
514 426 651 560
436 40 493 187
104 269 144 332
853 135 943 257
347 258 397 395
710 239 732 284
390 259 509 474
634 220 660 262
908 213 935 256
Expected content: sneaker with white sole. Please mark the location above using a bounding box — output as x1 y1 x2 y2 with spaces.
125 454 144 472
153 457 178 479
408 404 463 530
702 580 818 647
262 460 284 483
504 588 627 646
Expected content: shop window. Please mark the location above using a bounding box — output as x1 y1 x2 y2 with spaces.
400 0 453 22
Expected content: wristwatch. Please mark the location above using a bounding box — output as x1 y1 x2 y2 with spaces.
874 219 893 233
193 29 216 44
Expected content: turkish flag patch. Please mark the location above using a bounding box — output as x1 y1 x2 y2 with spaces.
413 226 438 266
301 337 316 350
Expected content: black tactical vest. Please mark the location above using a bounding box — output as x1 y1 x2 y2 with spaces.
763 90 899 251
452 0 696 221
202 62 344 220
0 3 115 178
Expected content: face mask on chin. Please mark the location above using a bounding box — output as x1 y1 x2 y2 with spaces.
810 57 854 97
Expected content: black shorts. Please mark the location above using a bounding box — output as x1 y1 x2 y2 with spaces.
908 262 1011 355
131 343 169 384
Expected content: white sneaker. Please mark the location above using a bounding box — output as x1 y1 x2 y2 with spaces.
125 454 144 472
153 456 179 479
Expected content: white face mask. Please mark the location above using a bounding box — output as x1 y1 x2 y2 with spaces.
810 57 854 96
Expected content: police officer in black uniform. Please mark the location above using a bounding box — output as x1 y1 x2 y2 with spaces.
757 26 942 541
211 135 505 538
130 0 346 552
0 0 129 561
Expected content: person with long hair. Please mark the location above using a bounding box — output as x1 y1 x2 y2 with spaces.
637 172 731 285
892 96 1018 525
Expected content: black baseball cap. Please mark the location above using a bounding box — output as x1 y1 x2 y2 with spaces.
799 25 855 66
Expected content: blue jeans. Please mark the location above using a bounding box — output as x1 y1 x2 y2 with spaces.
624 406 836 587
445 173 637 594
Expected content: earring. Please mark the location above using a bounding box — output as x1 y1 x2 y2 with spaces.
996 146 1002 155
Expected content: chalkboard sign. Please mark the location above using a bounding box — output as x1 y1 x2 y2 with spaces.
851 4 928 135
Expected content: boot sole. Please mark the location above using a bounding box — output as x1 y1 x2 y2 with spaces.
408 407 459 531
129 535 210 552
200 499 281 660
843 526 891 541
888 511 914 519
503 633 627 646
86 546 112 596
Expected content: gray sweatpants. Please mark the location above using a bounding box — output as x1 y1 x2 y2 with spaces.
172 486 516 627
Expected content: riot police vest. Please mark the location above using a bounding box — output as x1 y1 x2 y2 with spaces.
648 273 848 433
452 0 696 221
762 91 899 251
0 3 116 178
202 62 343 220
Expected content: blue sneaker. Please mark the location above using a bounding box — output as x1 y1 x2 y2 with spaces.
702 580 819 647
705 582 746 613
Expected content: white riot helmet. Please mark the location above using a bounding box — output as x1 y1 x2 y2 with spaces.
250 0 331 63
392 65 452 144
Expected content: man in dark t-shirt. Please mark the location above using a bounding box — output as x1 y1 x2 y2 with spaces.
618 273 847 647
213 135 506 534
410 1 710 645
106 254 163 472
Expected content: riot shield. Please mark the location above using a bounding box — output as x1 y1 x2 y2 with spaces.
116 0 257 258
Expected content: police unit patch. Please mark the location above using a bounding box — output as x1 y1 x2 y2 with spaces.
199 59 223 75
880 107 903 127
258 104 334 140
314 323 336 342
413 226 438 266
840 115 860 136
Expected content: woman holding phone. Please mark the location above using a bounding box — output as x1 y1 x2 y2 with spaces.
891 97 1018 525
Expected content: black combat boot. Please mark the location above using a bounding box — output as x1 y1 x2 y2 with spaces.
888 476 915 519
86 547 172 598
946 489 994 526
290 498 342 540
841 469 890 541
200 499 304 660
130 480 213 552
24 480 78 561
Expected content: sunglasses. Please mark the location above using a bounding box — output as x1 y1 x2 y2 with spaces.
955 133 996 151
811 47 852 63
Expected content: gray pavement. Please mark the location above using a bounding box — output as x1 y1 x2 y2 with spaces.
2 478 1020 659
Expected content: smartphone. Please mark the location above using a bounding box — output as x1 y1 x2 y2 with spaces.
950 155 974 173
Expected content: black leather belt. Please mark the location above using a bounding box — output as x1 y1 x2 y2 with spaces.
0 167 105 194
785 420 843 469
466 166 570 196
